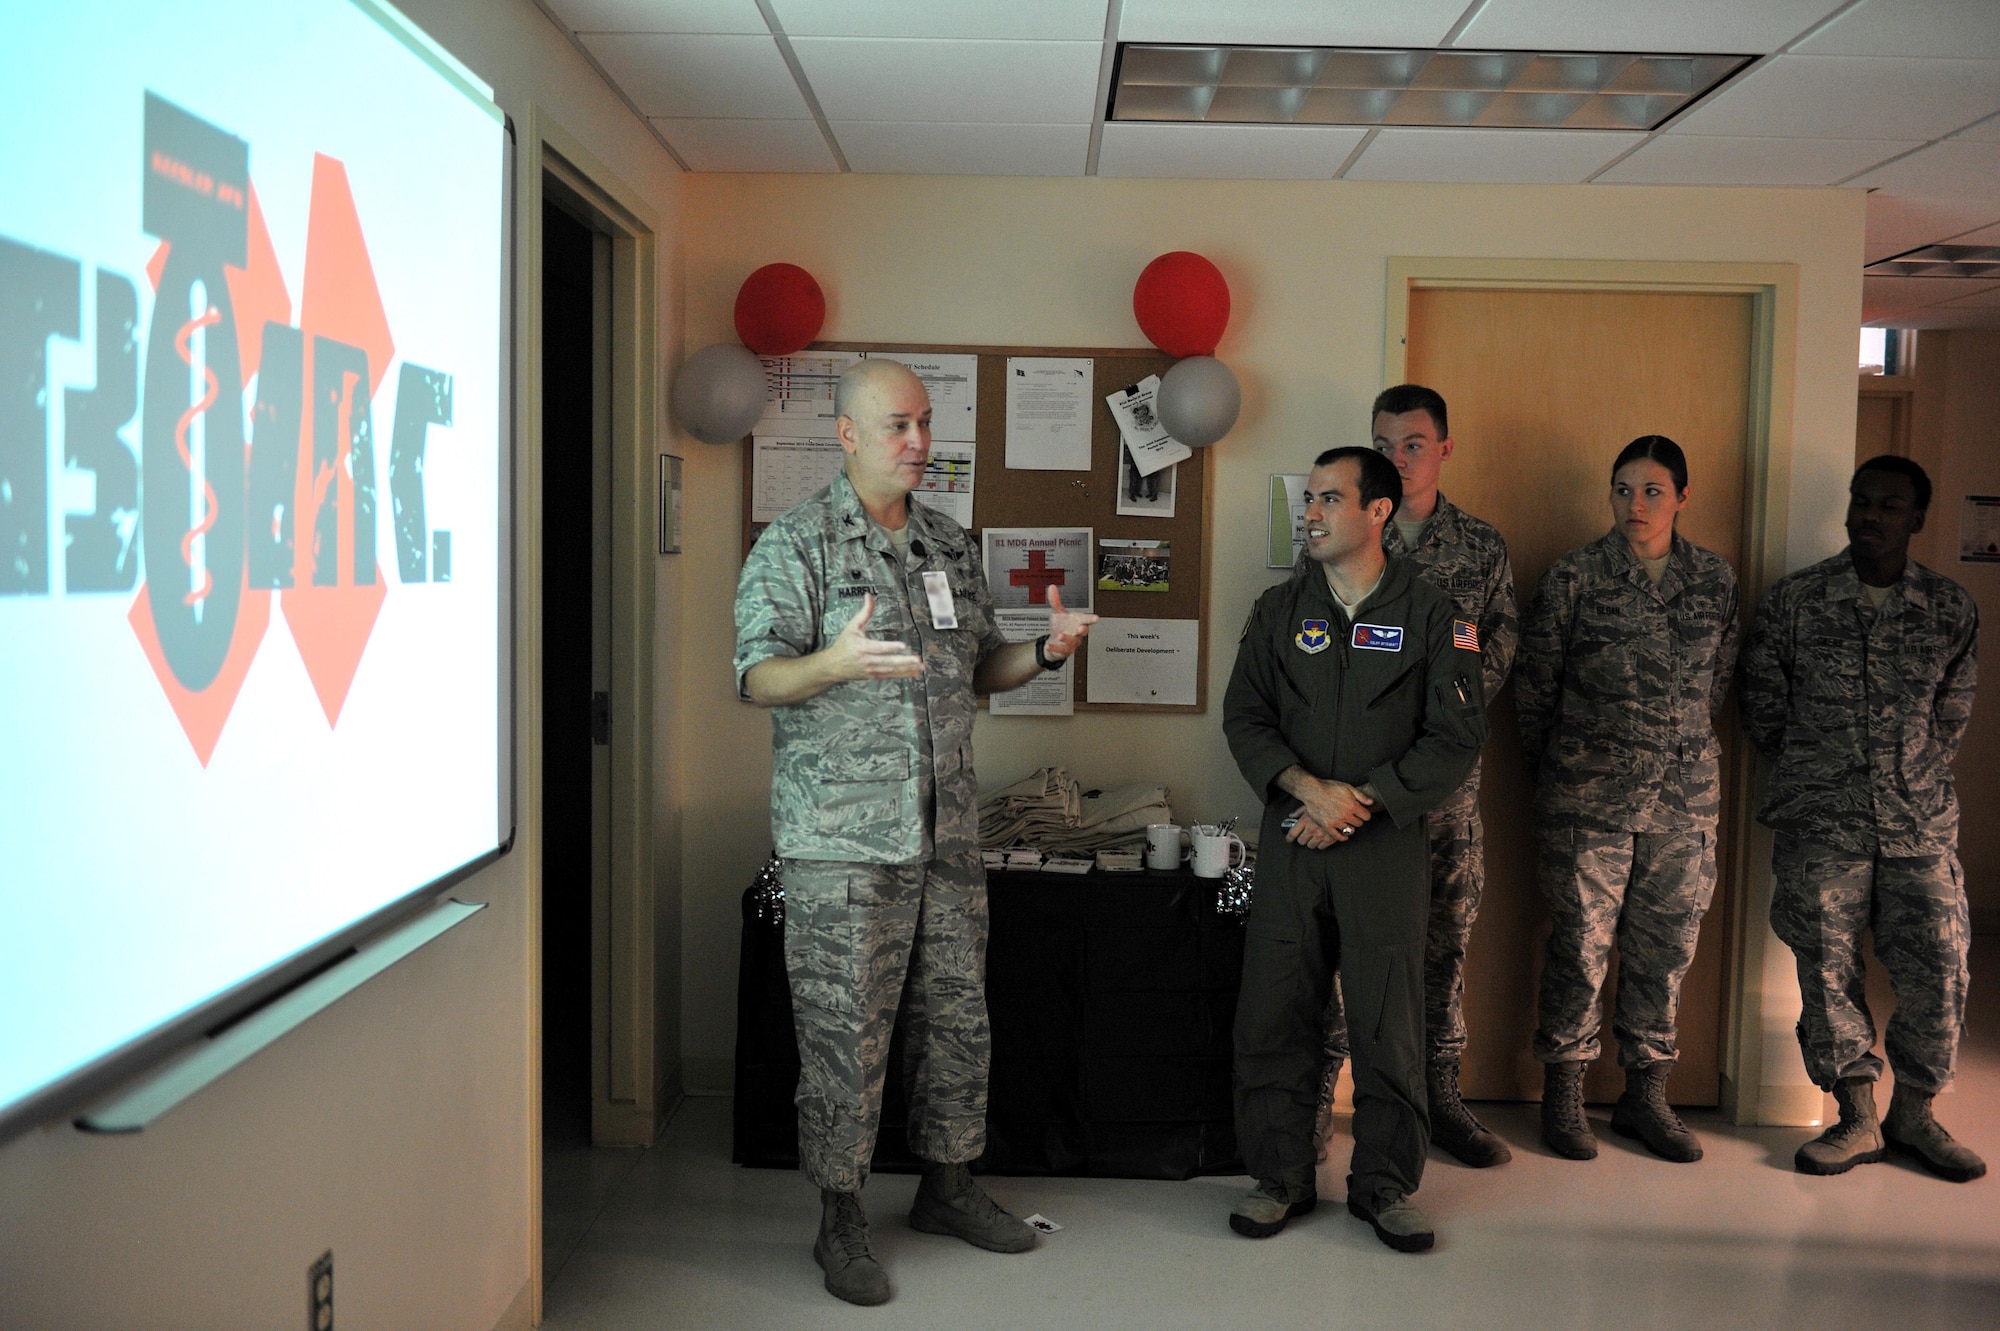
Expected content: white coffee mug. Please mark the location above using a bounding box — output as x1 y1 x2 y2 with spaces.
1145 823 1188 871
1190 826 1247 879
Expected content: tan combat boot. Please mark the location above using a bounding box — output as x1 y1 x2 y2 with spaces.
1540 1061 1597 1160
1883 1083 1988 1183
1795 1077 1885 1176
1610 1062 1703 1162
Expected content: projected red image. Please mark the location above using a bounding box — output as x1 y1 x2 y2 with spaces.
116 95 454 764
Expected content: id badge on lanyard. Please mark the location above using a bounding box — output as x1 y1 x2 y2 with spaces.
922 571 959 629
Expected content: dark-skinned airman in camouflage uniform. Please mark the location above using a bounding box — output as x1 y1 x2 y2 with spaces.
1518 441 1739 1165
735 360 1094 1304
1740 457 1984 1182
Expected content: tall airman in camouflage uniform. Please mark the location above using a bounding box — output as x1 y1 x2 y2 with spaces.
1225 447 1488 1253
1316 385 1519 1170
1740 456 1984 1183
734 359 1098 1304
1517 436 1739 1165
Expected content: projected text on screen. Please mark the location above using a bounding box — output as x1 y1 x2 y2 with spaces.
0 0 507 1138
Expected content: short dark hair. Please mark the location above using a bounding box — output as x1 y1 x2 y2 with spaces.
1313 445 1403 513
1612 435 1689 493
1371 384 1448 440
1854 454 1932 511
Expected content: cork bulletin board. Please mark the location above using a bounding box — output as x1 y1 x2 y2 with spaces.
740 343 1213 712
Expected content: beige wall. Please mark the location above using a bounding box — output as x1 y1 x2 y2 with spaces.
1906 331 2000 932
677 175 1867 1087
0 4 685 1329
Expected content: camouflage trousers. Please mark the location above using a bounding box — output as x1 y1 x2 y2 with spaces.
1321 812 1484 1067
1769 835 1969 1094
780 852 990 1192
1532 825 1715 1068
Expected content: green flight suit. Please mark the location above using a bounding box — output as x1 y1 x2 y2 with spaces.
1223 557 1487 1207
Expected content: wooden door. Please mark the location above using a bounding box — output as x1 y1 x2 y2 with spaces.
1406 287 1754 1105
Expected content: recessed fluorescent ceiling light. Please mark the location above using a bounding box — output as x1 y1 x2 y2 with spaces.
1866 245 2000 278
1112 45 1752 130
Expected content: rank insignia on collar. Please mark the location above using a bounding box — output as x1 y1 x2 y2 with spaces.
1295 619 1331 654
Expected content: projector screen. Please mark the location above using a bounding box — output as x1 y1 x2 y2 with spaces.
0 0 512 1143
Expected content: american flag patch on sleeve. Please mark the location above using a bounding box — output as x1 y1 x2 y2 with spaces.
1452 620 1479 652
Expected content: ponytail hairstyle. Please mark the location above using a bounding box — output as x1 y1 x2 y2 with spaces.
1612 434 1688 495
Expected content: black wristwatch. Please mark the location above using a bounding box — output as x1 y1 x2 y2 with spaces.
1034 634 1067 671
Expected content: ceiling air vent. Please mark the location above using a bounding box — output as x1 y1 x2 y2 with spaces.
1111 45 1752 130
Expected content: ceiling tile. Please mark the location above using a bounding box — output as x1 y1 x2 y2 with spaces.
768 0 1110 40
1117 0 1471 47
579 33 808 117
1935 281 2000 307
1876 303 2000 327
831 121 1092 174
1096 122 1368 177
1849 139 2000 207
1864 275 1987 311
791 38 1103 123
1953 112 2000 141
1865 191 2000 262
1796 0 2000 60
1939 220 2000 245
650 118 838 171
1598 135 1918 185
1667 55 2000 141
542 0 767 33
1460 0 1843 51
1343 127 1644 183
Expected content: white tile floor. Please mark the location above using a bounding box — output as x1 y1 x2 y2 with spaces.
542 949 2000 1330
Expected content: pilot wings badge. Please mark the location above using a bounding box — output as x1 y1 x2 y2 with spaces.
1295 619 1331 654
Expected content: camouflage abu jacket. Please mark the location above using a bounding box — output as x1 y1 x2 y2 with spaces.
1382 492 1519 708
1384 493 1518 822
1738 551 1977 858
1516 529 1740 834
733 471 1007 864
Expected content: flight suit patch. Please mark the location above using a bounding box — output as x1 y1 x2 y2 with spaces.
1352 623 1403 651
1295 619 1331 654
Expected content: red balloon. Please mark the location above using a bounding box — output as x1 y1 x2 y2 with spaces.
1133 251 1230 358
734 262 826 356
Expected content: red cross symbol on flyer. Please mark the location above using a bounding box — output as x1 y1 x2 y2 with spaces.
1008 549 1068 605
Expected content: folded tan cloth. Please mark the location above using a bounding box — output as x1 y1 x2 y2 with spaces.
979 767 1170 854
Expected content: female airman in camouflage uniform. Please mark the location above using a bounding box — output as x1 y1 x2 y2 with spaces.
1516 436 1739 1164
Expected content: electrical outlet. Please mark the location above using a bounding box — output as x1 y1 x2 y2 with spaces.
308 1250 333 1331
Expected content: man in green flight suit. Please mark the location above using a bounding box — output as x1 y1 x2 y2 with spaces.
1223 446 1488 1252
734 359 1098 1304
1316 384 1519 1169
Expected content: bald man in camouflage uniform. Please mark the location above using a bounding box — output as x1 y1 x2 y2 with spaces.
1517 477 1739 1164
735 360 1096 1304
1316 385 1519 1170
1740 456 1984 1183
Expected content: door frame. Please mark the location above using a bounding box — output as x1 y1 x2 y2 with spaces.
518 105 666 1319
1383 256 1819 1128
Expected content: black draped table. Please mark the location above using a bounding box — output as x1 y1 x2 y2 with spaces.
733 867 1247 1179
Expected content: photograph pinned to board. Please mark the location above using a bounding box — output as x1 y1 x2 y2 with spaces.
1961 494 2000 563
1087 618 1200 706
983 527 1093 612
1098 539 1171 593
917 446 975 527
1104 376 1193 477
988 608 1073 716
1004 356 1094 471
1268 473 1309 568
1116 445 1176 518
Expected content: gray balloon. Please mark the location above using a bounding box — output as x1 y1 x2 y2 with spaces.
672 343 767 445
1156 355 1240 447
